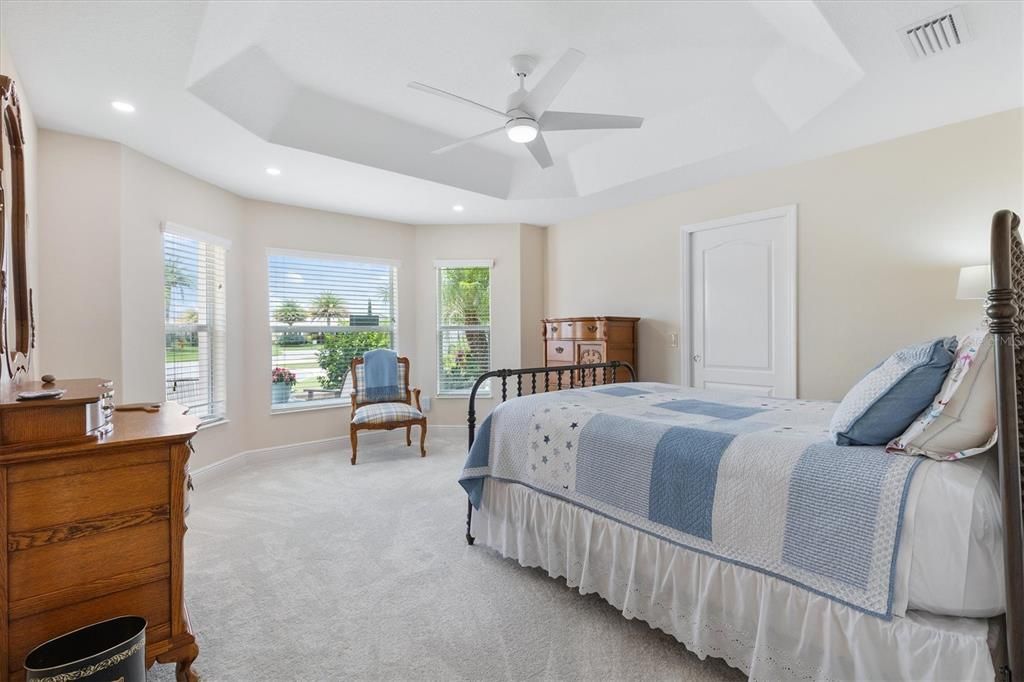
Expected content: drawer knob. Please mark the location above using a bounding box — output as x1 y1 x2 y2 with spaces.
587 325 598 332
555 346 565 354
550 325 558 333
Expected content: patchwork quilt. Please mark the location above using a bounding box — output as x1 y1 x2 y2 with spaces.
459 383 922 619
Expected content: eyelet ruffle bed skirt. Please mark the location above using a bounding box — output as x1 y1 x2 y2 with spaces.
472 478 997 681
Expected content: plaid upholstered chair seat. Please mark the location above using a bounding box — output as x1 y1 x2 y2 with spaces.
352 402 423 425
348 354 426 464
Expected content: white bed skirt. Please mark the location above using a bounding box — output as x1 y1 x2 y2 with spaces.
472 478 997 681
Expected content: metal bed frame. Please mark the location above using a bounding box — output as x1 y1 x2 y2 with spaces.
463 210 1023 681
464 361 636 546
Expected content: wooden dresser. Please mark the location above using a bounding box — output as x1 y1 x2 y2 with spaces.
542 316 639 386
0 379 200 682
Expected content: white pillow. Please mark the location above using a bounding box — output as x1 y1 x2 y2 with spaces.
887 327 996 460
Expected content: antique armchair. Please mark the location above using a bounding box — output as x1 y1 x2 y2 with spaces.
349 355 426 465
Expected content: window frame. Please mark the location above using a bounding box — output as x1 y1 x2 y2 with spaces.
435 259 493 398
266 248 400 413
161 222 229 425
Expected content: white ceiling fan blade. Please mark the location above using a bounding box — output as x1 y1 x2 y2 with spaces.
539 111 644 131
431 127 505 154
408 82 509 120
526 132 553 169
520 48 585 116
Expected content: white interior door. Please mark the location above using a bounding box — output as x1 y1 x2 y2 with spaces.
683 206 796 398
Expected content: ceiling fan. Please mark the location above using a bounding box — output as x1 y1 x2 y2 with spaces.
408 48 643 169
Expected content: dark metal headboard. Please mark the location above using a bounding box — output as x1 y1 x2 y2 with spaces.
986 209 1023 682
464 360 637 545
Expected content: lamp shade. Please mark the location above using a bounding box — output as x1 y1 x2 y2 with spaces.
956 264 991 300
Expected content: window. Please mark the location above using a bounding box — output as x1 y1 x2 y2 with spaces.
436 261 492 395
268 250 398 411
163 224 228 423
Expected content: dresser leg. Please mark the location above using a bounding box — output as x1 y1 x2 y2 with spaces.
158 640 199 682
176 652 199 682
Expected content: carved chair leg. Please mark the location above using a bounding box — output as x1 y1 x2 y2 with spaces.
419 421 427 457
350 426 358 465
406 425 412 447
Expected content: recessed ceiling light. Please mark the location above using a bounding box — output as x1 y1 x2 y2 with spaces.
266 167 281 176
452 204 464 212
110 101 135 113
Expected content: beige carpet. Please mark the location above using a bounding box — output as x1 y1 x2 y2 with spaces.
148 429 745 681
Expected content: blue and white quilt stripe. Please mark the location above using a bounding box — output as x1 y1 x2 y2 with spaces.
459 382 921 618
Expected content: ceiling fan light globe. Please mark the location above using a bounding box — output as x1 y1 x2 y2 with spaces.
506 119 539 144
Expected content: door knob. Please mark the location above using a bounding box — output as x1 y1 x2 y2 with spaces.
692 354 702 363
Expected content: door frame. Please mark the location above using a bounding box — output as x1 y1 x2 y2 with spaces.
679 204 798 395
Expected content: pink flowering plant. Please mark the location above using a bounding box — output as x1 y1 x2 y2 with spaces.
271 367 297 384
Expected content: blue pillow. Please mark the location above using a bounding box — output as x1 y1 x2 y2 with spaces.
829 337 957 446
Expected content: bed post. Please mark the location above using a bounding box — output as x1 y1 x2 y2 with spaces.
466 382 478 546
987 209 1024 682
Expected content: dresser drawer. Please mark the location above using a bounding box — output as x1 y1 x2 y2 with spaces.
546 340 575 363
8 459 170 531
574 320 604 340
547 321 594 340
543 321 574 339
544 320 607 340
9 579 171 678
9 520 171 602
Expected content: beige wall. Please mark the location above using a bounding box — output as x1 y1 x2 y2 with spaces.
547 108 1024 400
36 132 123 388
42 145 418 467
519 224 546 369
32 104 1023 466
34 136 545 468
413 223 538 425
239 200 417 453
118 146 246 467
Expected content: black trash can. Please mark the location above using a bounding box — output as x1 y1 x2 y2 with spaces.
24 615 146 682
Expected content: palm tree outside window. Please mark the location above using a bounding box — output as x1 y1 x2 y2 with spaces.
436 261 492 395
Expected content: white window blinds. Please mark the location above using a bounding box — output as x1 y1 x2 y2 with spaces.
163 226 227 423
437 262 491 395
267 251 398 409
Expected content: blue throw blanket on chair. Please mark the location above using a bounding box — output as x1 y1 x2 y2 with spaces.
363 349 400 402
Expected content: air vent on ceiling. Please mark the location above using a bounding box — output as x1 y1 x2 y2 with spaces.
900 6 970 60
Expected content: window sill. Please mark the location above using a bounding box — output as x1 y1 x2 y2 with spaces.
198 417 230 430
435 392 492 400
270 400 349 416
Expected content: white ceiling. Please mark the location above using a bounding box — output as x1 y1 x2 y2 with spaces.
1 1 1021 225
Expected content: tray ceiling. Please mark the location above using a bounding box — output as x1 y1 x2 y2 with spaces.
1 0 1021 224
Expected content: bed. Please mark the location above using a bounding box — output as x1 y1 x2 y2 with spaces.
459 210 1023 681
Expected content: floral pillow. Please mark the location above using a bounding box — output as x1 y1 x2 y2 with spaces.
887 327 996 460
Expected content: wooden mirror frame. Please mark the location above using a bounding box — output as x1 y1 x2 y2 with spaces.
0 75 32 382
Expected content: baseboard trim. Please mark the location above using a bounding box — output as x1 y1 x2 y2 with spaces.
191 424 464 483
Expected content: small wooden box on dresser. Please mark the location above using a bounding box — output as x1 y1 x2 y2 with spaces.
542 316 639 387
0 379 200 682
